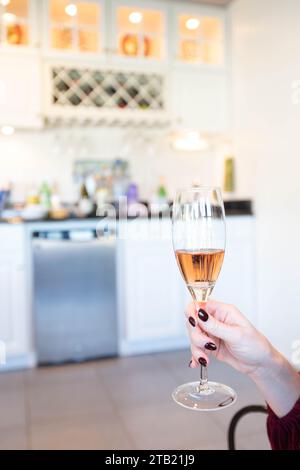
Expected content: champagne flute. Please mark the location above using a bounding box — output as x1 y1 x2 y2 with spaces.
172 186 237 411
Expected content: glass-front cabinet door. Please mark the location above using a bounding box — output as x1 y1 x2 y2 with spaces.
175 6 225 66
0 0 34 47
47 0 104 54
112 0 166 62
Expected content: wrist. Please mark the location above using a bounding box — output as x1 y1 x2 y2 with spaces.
250 344 285 383
250 345 300 418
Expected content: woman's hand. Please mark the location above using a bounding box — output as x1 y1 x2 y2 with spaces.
187 300 300 418
186 300 273 375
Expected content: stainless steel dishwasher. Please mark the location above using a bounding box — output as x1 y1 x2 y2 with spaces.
32 227 118 364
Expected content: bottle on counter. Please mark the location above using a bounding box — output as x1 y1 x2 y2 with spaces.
112 159 129 200
50 182 61 211
151 177 168 203
26 187 40 206
150 177 169 215
80 182 89 199
95 175 109 213
126 183 139 205
223 156 235 196
39 182 52 209
78 181 94 217
0 183 11 215
156 177 168 205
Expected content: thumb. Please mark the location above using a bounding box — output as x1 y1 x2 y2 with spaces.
197 307 239 343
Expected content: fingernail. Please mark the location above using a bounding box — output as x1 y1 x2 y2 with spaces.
188 360 192 368
205 342 217 351
198 357 207 367
188 316 196 327
198 309 209 322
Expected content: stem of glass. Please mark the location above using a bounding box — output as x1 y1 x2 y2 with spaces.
199 364 209 392
196 300 210 393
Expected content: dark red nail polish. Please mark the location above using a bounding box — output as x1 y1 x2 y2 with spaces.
205 342 217 351
188 360 192 368
198 309 209 322
198 357 207 367
189 316 196 327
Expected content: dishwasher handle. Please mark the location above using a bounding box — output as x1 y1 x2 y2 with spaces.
32 227 117 245
32 237 116 251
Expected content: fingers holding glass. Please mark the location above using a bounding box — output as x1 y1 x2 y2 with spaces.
187 319 219 368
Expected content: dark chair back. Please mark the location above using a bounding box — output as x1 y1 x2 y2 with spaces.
227 405 268 450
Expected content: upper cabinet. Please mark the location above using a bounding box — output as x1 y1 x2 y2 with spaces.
170 4 228 132
0 1 41 129
44 0 104 55
42 1 226 67
0 49 42 129
111 0 166 62
173 4 226 67
0 0 37 48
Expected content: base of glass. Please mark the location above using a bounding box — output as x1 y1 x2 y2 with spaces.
172 381 237 411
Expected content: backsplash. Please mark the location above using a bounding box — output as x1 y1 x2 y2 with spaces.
0 127 218 203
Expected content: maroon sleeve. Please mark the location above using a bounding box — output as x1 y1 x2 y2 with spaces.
267 396 300 450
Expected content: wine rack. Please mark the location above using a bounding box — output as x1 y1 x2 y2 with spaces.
45 63 169 127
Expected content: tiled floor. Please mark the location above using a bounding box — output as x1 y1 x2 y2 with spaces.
0 350 271 450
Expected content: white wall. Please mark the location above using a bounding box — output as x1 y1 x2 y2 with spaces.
230 0 300 363
0 127 217 203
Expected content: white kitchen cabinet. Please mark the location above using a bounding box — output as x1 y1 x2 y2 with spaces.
42 0 105 58
41 1 228 68
110 0 167 65
0 0 42 129
0 0 38 49
0 226 33 371
0 50 43 129
171 3 227 67
170 3 229 132
171 68 229 132
118 219 188 355
42 0 167 64
0 259 26 356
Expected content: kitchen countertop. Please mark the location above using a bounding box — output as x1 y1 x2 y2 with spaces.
0 200 253 225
